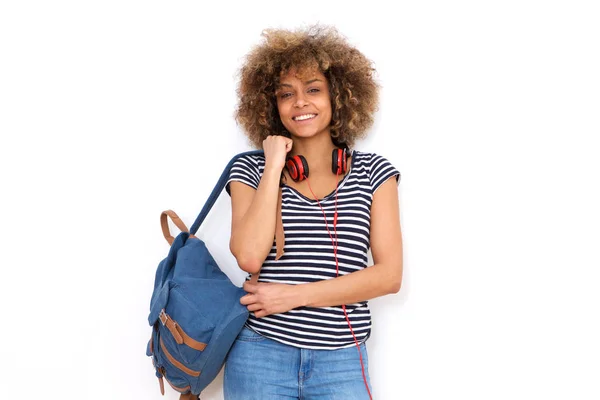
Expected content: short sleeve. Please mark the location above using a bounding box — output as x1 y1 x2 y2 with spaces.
369 153 401 194
225 154 262 195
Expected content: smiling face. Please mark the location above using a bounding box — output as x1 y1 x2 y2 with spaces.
275 68 332 140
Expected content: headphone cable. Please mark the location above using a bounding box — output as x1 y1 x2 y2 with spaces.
306 175 373 400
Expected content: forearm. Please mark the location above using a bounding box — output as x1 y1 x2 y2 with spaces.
241 262 402 318
296 262 402 308
230 166 281 272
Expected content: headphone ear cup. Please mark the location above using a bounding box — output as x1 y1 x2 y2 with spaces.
332 148 348 175
299 156 309 181
286 155 309 182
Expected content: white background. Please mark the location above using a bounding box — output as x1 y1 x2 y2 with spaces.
1 1 599 399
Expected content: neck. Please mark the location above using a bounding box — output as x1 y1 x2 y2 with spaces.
290 133 338 175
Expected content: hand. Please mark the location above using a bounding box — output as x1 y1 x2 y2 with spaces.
241 281 301 318
262 135 293 171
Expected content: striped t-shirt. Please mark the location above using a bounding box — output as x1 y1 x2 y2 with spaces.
226 150 400 349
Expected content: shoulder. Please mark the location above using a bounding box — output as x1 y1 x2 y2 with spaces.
351 150 400 193
232 152 266 170
351 150 397 171
227 152 266 194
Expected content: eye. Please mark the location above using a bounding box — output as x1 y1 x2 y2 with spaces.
308 88 320 93
279 92 293 99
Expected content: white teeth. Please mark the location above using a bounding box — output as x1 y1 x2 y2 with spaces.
294 114 316 121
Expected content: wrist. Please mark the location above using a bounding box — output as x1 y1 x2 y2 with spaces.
263 164 284 179
293 283 310 308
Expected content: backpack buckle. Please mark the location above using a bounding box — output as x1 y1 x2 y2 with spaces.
158 308 185 345
159 309 168 326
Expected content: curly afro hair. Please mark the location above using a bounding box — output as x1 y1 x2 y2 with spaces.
235 25 380 149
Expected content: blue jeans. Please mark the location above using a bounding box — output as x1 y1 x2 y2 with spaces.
224 327 372 399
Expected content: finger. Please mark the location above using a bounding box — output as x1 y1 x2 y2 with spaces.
246 303 262 312
240 294 256 305
243 282 256 293
254 310 268 318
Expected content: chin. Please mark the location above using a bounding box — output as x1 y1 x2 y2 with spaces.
289 127 330 139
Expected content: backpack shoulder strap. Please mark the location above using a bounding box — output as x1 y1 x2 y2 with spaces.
189 150 264 235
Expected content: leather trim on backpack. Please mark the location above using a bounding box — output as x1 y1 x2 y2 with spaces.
158 367 192 395
158 376 165 395
159 309 208 351
275 188 285 260
159 337 201 377
179 393 200 400
161 210 197 245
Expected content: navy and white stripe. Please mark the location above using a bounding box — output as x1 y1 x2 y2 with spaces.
226 150 400 349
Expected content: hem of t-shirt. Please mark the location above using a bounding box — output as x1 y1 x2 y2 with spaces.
372 172 401 195
244 323 372 350
225 178 258 196
225 153 263 195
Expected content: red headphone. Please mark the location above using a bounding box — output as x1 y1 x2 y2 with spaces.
285 147 349 182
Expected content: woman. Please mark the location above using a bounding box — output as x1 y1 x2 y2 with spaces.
225 25 403 400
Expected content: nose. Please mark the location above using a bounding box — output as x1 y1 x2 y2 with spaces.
293 93 308 108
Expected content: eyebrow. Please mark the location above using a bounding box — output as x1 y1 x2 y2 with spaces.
278 78 324 88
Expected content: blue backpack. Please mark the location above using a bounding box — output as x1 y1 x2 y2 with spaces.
146 150 263 398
